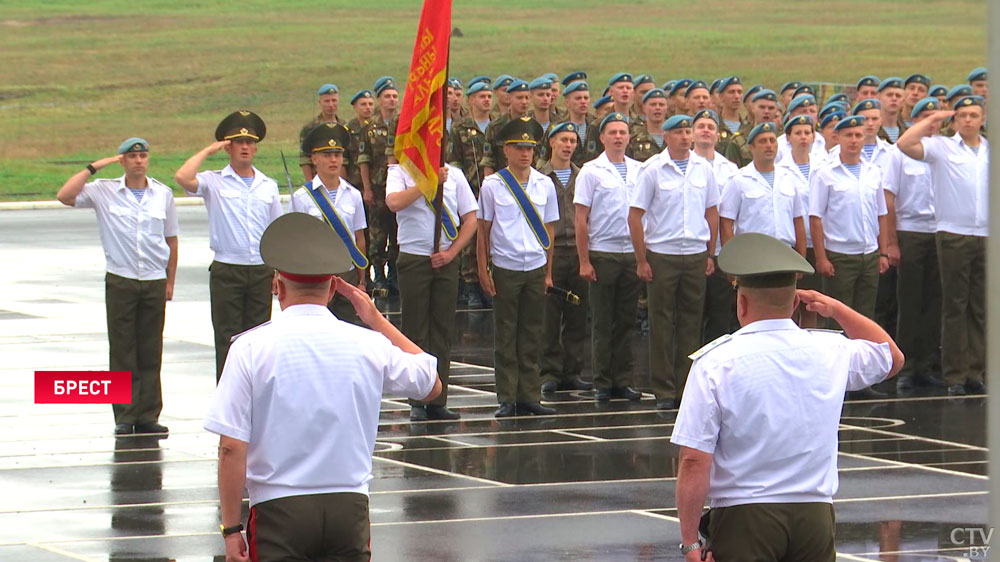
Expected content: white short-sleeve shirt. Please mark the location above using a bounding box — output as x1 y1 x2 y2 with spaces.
809 158 888 254
477 168 560 271
670 318 893 507
920 134 989 237
630 151 720 255
387 163 479 256
778 160 814 247
73 176 179 280
188 164 283 265
706 153 739 255
289 176 367 270
204 304 438 506
572 152 642 254
720 164 804 247
882 145 935 234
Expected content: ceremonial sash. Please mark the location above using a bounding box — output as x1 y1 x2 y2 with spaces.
496 168 551 249
425 198 458 241
305 183 369 269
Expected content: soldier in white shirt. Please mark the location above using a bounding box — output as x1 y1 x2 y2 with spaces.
206 213 440 562
386 161 478 421
574 113 644 403
809 115 890 326
57 138 178 436
720 121 807 255
175 110 283 381
289 123 368 324
477 117 560 417
689 110 739 344
629 114 720 410
882 98 946 393
672 233 903 562
775 95 826 164
897 95 988 396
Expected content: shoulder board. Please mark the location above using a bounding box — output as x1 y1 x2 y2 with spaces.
805 328 844 335
731 131 741 137
688 333 732 361
230 321 271 343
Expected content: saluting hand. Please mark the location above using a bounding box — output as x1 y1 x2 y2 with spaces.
91 154 124 170
205 140 231 155
334 277 383 327
796 290 844 319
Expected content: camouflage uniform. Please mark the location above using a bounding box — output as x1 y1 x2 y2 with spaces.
724 121 754 168
626 124 665 162
448 116 489 286
344 117 370 189
480 113 542 171
357 113 397 280
581 120 605 163
715 121 738 158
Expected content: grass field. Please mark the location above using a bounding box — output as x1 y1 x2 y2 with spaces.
0 0 987 199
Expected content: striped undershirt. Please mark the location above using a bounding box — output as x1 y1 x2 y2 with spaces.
862 144 876 160
724 120 741 133
652 134 664 148
882 126 899 143
844 162 862 179
612 162 628 182
476 119 490 133
553 168 572 186
796 162 810 179
127 188 145 202
575 122 588 141
760 170 775 188
240 176 254 188
673 159 688 174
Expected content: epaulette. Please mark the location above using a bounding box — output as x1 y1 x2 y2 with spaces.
805 328 844 335
688 334 732 361
731 131 741 137
230 321 271 343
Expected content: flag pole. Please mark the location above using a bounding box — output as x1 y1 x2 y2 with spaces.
432 45 450 253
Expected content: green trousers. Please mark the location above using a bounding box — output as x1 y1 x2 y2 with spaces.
588 252 640 390
936 232 986 386
707 502 835 562
106 273 166 425
895 231 941 378
647 251 707 400
209 261 273 382
702 259 735 345
822 251 879 323
248 492 371 562
397 252 460 406
541 247 589 385
492 265 546 403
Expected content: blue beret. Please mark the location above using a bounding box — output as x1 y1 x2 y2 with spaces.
743 84 764 102
819 101 847 120
857 75 880 89
826 93 849 105
780 81 802 93
783 115 814 133
548 122 580 139
593 94 613 109
661 80 677 91
562 71 586 86
374 76 397 96
953 95 986 110
928 85 948 97
506 79 529 93
317 83 338 96
718 76 742 93
563 80 589 96
642 88 667 103
662 114 694 131
693 109 720 125
746 122 777 144
447 77 462 89
877 77 904 92
468 75 491 88
608 72 633 86
542 72 559 83
905 73 931 87
685 80 709 97
968 67 988 82
634 73 656 87
669 79 693 97
792 84 815 98
466 82 490 96
910 97 942 118
820 110 846 129
600 112 629 132
852 98 881 114
350 89 374 104
834 115 866 131
494 74 515 89
947 84 973 102
118 137 149 154
787 95 816 113
529 77 553 90
709 78 722 94
752 89 777 103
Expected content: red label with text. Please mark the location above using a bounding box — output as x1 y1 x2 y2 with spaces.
34 371 131 404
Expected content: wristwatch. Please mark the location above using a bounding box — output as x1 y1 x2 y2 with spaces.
220 523 244 537
679 540 702 554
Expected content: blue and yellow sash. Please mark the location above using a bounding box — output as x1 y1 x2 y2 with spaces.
305 183 369 269
425 198 458 241
496 168 551 249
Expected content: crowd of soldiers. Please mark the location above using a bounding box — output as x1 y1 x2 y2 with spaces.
60 66 989 432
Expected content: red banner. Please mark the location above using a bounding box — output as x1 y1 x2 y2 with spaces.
393 0 452 202
35 371 132 404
